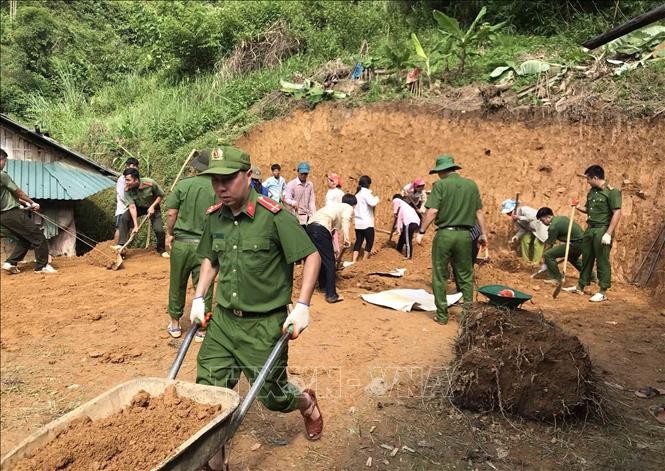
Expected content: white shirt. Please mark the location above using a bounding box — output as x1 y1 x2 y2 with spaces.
263 175 286 202
309 202 354 245
115 175 128 216
354 187 379 230
325 188 344 206
514 206 548 242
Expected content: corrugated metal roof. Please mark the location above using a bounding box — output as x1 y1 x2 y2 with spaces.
1 113 119 177
5 160 116 200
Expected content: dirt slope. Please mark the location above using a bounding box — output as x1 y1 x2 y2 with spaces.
236 102 665 291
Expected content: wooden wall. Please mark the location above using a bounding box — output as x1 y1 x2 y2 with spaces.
1 124 67 163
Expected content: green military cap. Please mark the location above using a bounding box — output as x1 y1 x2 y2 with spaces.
429 154 462 174
200 146 251 176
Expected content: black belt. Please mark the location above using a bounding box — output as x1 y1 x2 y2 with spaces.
438 225 472 231
221 305 287 318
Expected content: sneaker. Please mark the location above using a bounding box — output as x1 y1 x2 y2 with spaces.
325 295 344 303
35 264 57 273
589 292 607 302
1 262 20 274
563 285 582 294
194 331 206 343
110 245 122 251
161 252 170 259
167 325 182 338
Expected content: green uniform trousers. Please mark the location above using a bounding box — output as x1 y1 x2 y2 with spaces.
432 229 473 322
168 240 213 319
579 226 612 291
520 233 545 264
196 305 300 413
543 241 583 281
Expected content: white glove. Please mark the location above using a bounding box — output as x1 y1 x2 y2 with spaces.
282 302 310 339
510 235 519 244
31 202 40 211
189 297 206 325
540 263 547 272
415 233 425 245
601 233 612 245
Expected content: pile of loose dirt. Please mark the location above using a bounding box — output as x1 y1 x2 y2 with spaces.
82 240 118 269
450 305 602 421
13 385 222 471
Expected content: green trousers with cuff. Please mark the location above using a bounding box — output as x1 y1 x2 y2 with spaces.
432 229 473 322
543 241 583 281
196 306 301 412
520 233 545 264
579 227 612 291
168 240 213 320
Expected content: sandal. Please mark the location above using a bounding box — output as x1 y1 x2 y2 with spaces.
300 388 323 440
167 325 182 338
635 386 665 399
649 405 665 425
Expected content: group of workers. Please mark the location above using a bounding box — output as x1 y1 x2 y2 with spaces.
501 166 621 303
1 141 622 466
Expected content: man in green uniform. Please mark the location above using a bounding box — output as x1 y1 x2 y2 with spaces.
564 165 621 302
0 148 56 274
416 155 488 324
116 168 168 257
164 150 216 341
536 206 584 285
189 146 323 469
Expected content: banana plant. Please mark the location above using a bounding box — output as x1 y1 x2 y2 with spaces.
411 33 432 87
433 7 505 75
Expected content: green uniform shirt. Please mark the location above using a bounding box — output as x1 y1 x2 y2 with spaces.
545 215 584 244
125 177 164 208
586 183 621 227
0 171 20 213
197 188 317 312
165 175 217 239
425 173 482 228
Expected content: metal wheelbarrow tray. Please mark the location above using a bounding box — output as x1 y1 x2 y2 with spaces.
1 377 240 471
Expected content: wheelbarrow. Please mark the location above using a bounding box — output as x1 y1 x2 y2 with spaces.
1 321 293 470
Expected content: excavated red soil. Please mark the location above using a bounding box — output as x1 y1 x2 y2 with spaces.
451 305 599 421
81 240 119 269
12 385 222 471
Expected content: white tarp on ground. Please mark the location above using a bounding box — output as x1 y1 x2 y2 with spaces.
361 289 463 312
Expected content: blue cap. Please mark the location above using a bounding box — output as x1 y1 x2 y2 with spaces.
500 199 517 214
297 161 311 173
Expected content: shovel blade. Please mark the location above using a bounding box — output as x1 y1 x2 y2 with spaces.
552 280 563 298
110 253 124 270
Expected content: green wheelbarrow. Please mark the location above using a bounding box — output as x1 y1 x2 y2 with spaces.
478 284 532 309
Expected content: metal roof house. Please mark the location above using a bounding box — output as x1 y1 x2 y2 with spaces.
1 113 118 257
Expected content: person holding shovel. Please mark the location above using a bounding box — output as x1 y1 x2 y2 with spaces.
0 148 56 274
416 155 488 325
306 193 357 303
564 165 622 302
116 168 168 258
391 194 420 259
536 207 585 285
164 151 217 341
189 146 323 460
501 199 548 264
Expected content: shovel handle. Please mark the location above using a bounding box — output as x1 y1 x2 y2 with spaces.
119 216 150 251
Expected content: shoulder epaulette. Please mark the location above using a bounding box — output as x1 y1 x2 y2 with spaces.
206 201 224 214
257 196 282 214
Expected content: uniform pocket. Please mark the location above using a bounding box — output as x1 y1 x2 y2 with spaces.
241 238 272 272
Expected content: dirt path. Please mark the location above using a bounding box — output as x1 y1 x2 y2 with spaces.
2 236 663 469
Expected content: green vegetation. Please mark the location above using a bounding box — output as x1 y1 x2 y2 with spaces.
1 0 663 189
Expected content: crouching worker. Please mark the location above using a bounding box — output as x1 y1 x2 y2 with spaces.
536 207 585 285
116 168 168 257
189 147 323 470
306 193 356 303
